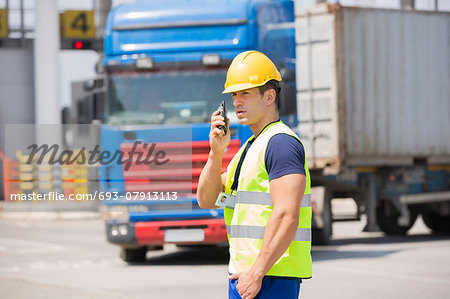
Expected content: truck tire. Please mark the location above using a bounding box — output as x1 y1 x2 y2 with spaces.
120 247 147 262
422 211 450 233
312 187 332 245
376 203 417 235
312 226 331 245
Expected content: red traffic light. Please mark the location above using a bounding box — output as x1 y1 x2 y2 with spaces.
74 40 84 49
61 38 101 50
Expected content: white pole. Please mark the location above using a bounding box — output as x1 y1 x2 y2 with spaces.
34 0 60 125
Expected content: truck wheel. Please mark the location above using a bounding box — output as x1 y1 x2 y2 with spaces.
376 203 417 235
120 247 147 262
422 211 450 233
312 187 332 245
312 226 331 245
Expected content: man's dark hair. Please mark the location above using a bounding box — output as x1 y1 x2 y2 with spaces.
258 79 281 109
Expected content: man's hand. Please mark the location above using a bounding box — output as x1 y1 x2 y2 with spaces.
197 110 230 209
209 109 230 154
229 271 263 299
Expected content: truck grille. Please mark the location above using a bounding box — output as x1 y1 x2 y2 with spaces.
120 140 240 196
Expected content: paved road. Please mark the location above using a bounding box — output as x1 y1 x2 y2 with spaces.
0 213 449 299
303 217 450 299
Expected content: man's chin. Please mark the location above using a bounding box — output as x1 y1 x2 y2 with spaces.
237 118 249 125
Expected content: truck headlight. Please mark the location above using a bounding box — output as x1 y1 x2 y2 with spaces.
202 54 220 65
118 225 128 236
106 206 129 221
111 226 119 236
136 58 154 69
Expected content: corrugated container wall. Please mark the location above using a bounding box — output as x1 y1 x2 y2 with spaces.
295 4 450 169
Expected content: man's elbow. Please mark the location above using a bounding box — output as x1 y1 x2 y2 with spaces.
281 212 300 239
198 202 217 209
274 208 299 227
197 198 209 209
284 214 299 228
196 193 207 209
196 194 215 209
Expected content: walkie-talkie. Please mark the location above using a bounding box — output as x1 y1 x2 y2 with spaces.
217 101 228 136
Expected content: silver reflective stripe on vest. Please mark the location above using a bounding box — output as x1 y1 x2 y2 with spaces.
236 191 311 208
226 225 311 241
301 193 311 207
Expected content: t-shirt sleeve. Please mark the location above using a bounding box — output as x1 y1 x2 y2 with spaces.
265 134 306 181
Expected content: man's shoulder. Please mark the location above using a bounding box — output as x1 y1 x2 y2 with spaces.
267 133 305 154
265 133 306 180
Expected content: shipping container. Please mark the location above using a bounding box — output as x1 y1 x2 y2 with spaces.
295 4 450 244
295 4 450 170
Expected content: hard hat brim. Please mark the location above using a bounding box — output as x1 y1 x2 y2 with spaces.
222 83 263 94
222 79 281 94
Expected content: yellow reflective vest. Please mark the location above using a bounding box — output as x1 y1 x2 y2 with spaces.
223 121 312 278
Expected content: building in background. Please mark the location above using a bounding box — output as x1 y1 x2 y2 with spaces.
0 0 448 126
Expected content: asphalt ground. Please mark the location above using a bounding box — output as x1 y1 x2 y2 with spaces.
0 204 449 298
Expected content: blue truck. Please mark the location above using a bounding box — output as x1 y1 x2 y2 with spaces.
99 0 299 262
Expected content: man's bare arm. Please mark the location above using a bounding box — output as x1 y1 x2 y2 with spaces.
253 173 306 274
197 151 225 209
230 173 306 298
197 110 230 209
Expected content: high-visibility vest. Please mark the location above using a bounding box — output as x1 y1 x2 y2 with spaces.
224 121 312 278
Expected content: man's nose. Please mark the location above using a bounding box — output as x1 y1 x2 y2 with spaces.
233 95 241 107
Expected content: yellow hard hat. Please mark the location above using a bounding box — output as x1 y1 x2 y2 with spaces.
222 50 282 94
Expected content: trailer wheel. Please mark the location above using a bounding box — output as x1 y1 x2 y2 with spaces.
422 211 450 233
376 203 417 235
312 187 332 245
120 247 147 262
312 225 331 245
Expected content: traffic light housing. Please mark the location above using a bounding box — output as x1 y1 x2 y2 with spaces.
60 38 103 50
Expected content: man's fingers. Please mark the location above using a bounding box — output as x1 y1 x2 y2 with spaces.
210 109 221 120
212 128 223 136
211 118 225 128
240 289 255 299
238 287 249 299
211 117 227 138
228 273 240 280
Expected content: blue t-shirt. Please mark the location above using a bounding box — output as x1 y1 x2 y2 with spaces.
265 133 306 181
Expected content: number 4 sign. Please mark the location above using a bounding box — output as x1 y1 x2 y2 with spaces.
61 10 95 38
0 9 8 38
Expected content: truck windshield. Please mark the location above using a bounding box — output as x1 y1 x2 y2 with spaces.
106 69 229 125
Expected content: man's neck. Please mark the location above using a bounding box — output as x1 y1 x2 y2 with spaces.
249 113 280 138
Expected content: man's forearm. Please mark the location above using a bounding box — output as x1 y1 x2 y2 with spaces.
247 174 306 278
197 150 224 209
249 209 299 278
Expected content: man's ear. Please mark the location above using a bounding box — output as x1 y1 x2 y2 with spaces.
266 89 276 106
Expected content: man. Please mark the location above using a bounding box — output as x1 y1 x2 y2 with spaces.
197 51 312 299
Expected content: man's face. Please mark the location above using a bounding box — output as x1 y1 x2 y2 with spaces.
231 87 267 126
